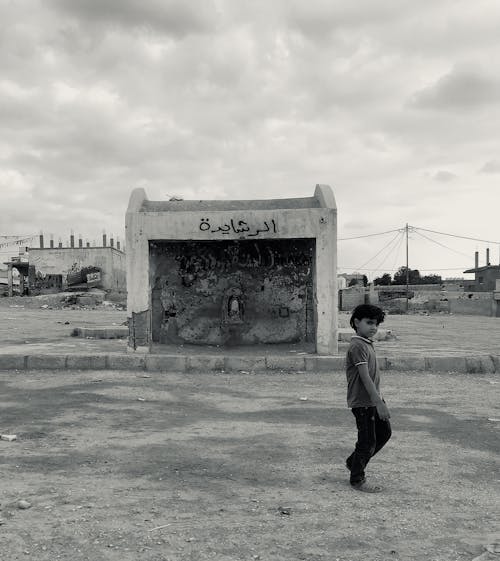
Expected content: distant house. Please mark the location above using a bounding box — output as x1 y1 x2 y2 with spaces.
463 249 500 292
2 233 126 296
338 272 365 287
463 265 500 292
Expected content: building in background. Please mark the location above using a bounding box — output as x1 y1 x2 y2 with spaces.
463 249 500 292
2 232 126 296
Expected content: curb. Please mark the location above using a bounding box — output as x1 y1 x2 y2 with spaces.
0 353 499 374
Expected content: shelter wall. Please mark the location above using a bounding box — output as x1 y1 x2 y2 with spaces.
150 239 315 345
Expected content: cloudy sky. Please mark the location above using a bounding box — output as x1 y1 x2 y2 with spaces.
1 0 499 279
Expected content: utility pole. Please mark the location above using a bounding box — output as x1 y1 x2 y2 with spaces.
405 223 409 312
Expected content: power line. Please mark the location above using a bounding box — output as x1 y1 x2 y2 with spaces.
354 231 403 270
412 229 472 259
338 228 402 241
339 225 499 244
371 230 406 274
389 229 406 273
411 226 500 245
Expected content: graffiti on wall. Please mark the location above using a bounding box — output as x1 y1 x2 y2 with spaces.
173 242 311 287
199 217 277 236
149 239 315 345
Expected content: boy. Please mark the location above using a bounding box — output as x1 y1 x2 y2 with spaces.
345 304 391 493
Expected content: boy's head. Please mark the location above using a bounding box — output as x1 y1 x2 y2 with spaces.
350 304 385 338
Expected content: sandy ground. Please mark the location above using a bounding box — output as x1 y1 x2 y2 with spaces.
0 369 499 561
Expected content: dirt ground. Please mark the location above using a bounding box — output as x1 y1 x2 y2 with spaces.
1 368 499 561
1 295 500 357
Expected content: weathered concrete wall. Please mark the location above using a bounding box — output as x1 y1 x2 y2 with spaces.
339 287 365 311
28 247 126 292
449 293 496 316
126 185 337 354
149 239 314 345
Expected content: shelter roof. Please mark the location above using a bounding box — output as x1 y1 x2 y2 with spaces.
140 197 320 213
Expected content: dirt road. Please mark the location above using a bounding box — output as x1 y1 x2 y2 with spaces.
1 369 499 560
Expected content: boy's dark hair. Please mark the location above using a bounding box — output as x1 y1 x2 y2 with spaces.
349 304 385 330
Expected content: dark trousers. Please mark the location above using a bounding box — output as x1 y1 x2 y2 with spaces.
346 406 392 485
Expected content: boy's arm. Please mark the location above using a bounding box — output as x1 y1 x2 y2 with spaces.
357 363 391 420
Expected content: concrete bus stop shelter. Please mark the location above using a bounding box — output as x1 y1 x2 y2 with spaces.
125 185 337 355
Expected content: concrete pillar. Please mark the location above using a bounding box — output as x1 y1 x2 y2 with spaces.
39 233 44 248
58 239 63 248
486 248 490 266
79 235 83 248
50 236 54 248
19 273 25 295
70 234 75 248
103 233 107 247
110 237 114 248
313 185 338 355
117 240 121 250
86 241 90 248
475 251 479 269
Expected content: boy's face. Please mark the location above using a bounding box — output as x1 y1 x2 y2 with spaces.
354 317 378 339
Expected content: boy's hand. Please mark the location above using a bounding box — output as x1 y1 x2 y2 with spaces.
376 401 391 420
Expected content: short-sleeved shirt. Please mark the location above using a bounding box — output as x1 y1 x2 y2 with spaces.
346 335 380 408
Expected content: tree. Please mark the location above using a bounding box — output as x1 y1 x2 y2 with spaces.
420 274 442 284
391 267 442 285
374 273 392 286
392 266 421 285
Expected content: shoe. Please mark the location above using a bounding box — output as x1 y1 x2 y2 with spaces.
351 481 382 493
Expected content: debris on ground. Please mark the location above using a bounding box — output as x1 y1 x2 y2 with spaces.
1 435 17 441
17 500 31 510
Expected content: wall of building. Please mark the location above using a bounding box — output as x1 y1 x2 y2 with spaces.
150 239 315 345
448 293 496 316
339 287 366 311
28 247 126 292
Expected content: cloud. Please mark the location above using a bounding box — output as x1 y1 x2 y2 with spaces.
433 170 457 182
410 65 500 110
479 160 500 174
45 0 218 37
1 1 499 278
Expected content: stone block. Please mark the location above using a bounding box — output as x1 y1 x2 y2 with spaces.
66 355 107 370
384 357 427 371
187 356 225 371
265 356 306 371
146 355 187 372
425 356 467 373
465 356 495 374
224 356 266 372
72 326 128 339
107 354 146 371
27 355 67 370
0 354 26 370
305 356 345 372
